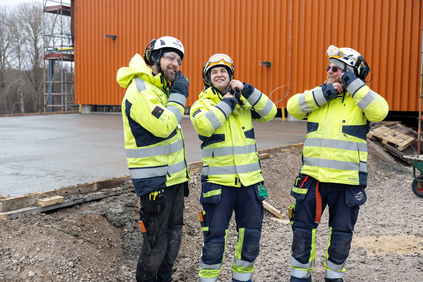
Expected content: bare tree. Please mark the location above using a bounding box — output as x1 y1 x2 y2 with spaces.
0 7 15 114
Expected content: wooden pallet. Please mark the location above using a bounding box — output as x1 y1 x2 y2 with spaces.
368 125 415 151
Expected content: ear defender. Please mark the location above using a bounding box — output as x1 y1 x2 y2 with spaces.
202 62 211 88
143 39 157 66
356 56 370 81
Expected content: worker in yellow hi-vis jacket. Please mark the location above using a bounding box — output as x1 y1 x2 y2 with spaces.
287 45 389 282
117 36 191 282
190 53 277 282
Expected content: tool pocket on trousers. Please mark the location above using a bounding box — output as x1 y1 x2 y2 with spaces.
200 182 221 205
290 174 313 202
345 185 367 207
139 209 156 246
140 189 166 215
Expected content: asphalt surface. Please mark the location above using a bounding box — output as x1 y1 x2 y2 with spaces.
0 113 307 197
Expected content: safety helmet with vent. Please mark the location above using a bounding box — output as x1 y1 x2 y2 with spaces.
143 36 185 67
202 53 234 88
326 45 371 81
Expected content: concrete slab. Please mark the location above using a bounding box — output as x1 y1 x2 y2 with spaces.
0 113 306 197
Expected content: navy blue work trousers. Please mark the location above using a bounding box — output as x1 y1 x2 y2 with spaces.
200 183 264 267
290 177 366 282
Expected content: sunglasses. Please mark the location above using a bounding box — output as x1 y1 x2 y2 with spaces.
326 66 340 72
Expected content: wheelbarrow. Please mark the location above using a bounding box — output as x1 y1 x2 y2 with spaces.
404 153 423 198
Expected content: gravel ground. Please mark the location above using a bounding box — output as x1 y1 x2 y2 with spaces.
0 138 422 282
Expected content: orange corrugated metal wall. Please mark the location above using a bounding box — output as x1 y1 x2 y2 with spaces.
74 0 423 112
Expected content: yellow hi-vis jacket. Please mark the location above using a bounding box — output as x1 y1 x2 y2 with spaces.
190 83 277 187
117 54 190 197
287 72 389 186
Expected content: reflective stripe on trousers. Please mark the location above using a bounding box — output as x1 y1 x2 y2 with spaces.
325 259 346 280
290 256 313 279
199 260 221 282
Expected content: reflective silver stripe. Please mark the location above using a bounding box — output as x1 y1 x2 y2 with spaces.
126 139 183 158
360 161 367 172
135 77 146 92
202 144 256 158
200 261 221 270
246 88 262 106
313 88 327 107
234 257 254 268
325 271 345 280
232 272 253 281
298 92 311 113
304 157 366 172
290 257 313 269
167 160 186 175
130 160 186 179
304 138 367 153
199 278 218 282
168 92 187 106
290 257 313 279
290 268 311 279
256 98 274 117
357 89 377 110
130 166 168 179
347 79 364 97
216 100 233 118
325 259 346 280
201 162 260 176
325 260 345 271
204 111 222 131
167 105 183 123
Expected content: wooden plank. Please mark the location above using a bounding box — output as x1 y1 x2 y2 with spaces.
37 196 64 207
269 217 290 225
0 175 131 212
262 201 285 219
259 153 270 160
0 186 133 220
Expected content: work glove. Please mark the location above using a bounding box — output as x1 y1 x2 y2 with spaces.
321 84 338 102
341 71 359 89
169 71 189 98
240 82 254 99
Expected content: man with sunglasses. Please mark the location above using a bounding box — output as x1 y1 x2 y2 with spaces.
287 45 389 282
117 36 190 282
190 53 277 282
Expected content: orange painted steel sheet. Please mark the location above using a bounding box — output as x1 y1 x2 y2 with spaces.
74 0 423 112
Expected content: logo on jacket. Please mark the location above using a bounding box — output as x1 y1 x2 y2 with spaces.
355 191 364 201
152 106 164 119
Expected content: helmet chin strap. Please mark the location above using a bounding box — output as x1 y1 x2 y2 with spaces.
151 50 164 76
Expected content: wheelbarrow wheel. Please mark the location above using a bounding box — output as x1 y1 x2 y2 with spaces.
412 175 423 198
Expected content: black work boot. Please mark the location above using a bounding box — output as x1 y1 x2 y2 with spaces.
327 279 343 282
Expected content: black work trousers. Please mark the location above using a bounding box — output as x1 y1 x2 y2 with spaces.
136 182 186 282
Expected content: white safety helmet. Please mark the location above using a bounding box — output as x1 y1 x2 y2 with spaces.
202 53 234 88
144 36 185 66
326 45 370 80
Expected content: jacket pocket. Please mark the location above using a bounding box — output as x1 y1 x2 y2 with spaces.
140 188 166 215
290 174 313 202
200 182 222 205
345 185 367 207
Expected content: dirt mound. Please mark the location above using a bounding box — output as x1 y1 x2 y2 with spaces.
1 140 423 282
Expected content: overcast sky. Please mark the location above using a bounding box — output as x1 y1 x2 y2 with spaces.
0 0 71 8
0 0 41 8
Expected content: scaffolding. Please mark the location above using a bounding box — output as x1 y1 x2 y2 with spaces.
43 0 76 112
